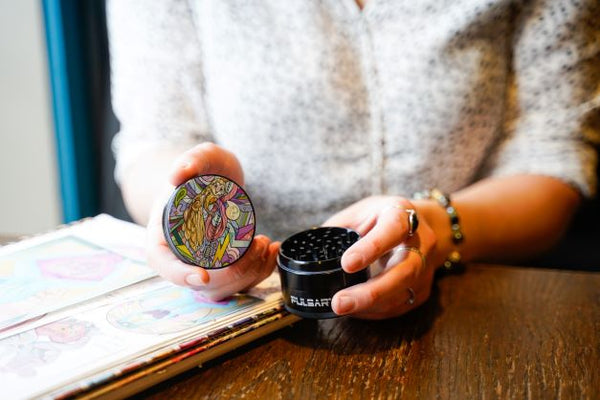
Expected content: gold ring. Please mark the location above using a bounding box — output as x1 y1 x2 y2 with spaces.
396 246 426 269
406 287 416 305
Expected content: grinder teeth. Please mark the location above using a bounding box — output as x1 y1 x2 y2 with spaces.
282 227 359 262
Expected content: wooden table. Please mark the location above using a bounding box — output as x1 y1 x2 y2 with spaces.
131 264 599 400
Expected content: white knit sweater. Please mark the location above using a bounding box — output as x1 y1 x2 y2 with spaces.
108 0 600 239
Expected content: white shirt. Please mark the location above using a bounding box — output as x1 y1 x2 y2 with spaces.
108 0 600 239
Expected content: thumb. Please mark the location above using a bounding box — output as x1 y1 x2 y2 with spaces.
169 142 244 186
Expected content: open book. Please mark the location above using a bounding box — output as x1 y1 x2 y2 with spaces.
0 215 298 399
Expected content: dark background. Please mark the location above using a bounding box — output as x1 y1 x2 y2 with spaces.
78 1 130 221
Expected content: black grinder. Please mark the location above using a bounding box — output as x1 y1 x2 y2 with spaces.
277 227 370 319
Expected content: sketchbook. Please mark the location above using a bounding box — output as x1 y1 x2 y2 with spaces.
0 214 298 400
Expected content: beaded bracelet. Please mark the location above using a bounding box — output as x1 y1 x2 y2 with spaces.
413 189 464 270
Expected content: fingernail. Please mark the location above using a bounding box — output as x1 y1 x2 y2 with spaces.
343 252 363 272
334 295 356 314
185 273 205 287
170 161 192 179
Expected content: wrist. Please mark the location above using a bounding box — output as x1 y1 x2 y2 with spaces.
413 189 467 269
411 199 456 269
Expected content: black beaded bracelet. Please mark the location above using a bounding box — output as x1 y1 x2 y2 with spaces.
413 189 464 269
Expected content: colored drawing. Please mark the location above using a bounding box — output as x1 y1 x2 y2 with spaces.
0 236 155 331
0 216 285 400
0 318 94 378
38 253 120 281
106 285 258 334
163 175 255 269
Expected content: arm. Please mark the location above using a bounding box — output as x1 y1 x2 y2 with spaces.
327 0 598 319
126 143 279 300
108 1 277 297
325 175 581 320
423 174 581 267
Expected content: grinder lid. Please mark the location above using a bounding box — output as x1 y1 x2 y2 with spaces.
162 174 256 269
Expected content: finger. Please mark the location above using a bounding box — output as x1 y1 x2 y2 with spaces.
169 142 244 186
241 241 280 292
330 213 378 238
322 199 377 232
341 206 412 273
148 242 210 286
333 281 427 319
351 278 433 319
323 207 368 230
197 236 273 301
204 235 269 287
332 249 425 316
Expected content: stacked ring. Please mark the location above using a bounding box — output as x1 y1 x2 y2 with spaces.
397 246 427 270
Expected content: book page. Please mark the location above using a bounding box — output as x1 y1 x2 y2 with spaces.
0 215 156 331
0 278 284 399
0 214 287 399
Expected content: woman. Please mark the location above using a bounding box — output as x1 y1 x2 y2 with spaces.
108 0 599 319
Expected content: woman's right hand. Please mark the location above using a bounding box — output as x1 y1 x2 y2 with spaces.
145 143 279 300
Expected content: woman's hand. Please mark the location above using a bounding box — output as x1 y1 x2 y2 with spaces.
146 143 279 301
323 196 440 319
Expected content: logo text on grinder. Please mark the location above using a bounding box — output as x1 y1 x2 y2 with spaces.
290 296 331 308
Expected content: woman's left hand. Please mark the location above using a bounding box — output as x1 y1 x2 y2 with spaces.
323 195 439 319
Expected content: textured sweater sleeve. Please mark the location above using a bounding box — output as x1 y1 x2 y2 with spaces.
480 0 600 197
107 0 211 183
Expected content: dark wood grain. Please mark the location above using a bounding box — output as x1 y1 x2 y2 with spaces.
132 264 599 400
